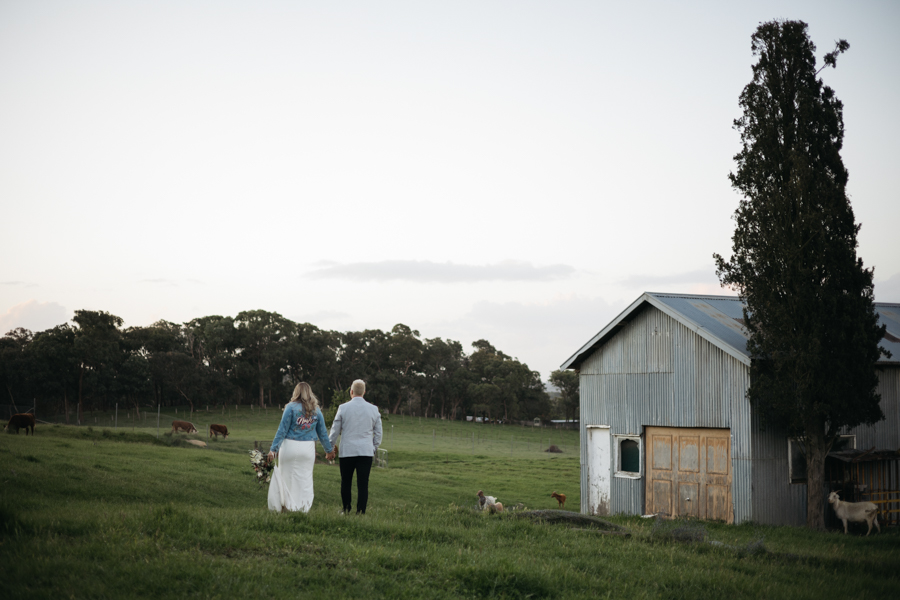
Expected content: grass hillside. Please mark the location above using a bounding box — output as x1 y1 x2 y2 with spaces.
2 408 898 599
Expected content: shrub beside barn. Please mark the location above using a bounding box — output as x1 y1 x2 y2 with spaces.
561 292 900 526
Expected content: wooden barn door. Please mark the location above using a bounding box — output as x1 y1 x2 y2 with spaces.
645 427 733 523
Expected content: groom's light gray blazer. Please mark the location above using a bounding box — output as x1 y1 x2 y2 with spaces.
328 397 383 458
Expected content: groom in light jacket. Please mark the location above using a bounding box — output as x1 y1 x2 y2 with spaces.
329 379 383 514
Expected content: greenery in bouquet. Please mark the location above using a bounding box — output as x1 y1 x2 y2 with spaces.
248 449 273 487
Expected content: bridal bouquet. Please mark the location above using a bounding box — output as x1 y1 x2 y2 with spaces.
249 449 273 486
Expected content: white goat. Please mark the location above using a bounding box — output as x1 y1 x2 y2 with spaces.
828 491 880 536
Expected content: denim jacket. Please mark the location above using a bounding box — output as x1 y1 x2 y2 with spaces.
270 403 334 454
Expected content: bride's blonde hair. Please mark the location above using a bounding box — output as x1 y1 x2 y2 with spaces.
290 382 319 415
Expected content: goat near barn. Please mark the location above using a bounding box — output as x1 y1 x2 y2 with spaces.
551 491 566 509
829 491 880 536
477 490 499 511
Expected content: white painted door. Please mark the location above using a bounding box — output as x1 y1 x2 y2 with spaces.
587 426 611 515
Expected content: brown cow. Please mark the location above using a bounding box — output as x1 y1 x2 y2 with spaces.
209 424 229 439
5 413 35 435
171 420 198 434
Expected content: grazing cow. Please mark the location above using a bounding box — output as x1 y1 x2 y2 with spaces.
551 491 566 509
171 420 198 434
5 413 35 435
209 424 229 439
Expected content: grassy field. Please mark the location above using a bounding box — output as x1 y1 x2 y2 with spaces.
2 408 899 599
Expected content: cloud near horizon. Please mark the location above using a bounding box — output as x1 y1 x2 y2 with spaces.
0 300 69 335
306 260 576 283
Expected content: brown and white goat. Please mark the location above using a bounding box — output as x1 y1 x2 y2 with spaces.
477 490 499 511
551 491 566 509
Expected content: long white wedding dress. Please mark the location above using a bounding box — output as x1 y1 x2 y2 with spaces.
267 439 316 513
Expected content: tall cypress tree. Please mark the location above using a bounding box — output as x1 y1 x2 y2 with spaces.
714 20 889 530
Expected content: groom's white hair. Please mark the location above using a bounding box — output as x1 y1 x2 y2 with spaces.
350 379 366 396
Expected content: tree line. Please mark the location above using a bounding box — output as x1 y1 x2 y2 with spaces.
0 308 578 425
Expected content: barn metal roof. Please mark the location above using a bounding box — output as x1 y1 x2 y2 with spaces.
561 292 900 370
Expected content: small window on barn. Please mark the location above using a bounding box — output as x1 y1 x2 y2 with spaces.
832 435 856 452
614 435 642 479
788 438 807 484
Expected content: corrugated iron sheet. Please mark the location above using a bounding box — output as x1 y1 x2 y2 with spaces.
573 293 900 526
564 293 900 370
578 306 752 523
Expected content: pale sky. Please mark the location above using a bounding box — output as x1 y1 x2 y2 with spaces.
2 1 898 380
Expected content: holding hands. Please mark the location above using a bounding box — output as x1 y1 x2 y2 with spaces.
325 450 336 461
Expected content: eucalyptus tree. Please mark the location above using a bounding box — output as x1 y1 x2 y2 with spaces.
28 325 78 422
335 328 389 405
235 310 294 407
467 340 547 421
384 324 424 414
184 315 239 382
0 327 34 411
72 310 124 423
549 369 580 423
420 337 468 419
282 323 341 405
714 20 888 529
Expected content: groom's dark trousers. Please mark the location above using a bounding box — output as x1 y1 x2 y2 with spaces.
340 456 373 514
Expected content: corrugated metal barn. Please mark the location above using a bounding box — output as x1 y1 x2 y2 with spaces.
561 292 900 526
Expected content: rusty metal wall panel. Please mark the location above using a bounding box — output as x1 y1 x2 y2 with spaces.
579 306 754 523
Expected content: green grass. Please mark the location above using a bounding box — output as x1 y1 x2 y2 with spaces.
2 410 899 599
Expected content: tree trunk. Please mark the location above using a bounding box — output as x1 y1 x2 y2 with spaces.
257 357 265 408
805 421 829 531
5 384 18 413
77 365 84 425
174 386 194 411
391 395 403 415
424 392 433 419
64 389 70 425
